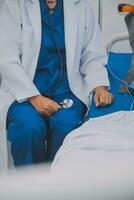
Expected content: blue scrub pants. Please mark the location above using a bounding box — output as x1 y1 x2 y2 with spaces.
7 93 86 166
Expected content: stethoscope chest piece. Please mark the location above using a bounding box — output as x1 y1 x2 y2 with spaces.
60 99 74 108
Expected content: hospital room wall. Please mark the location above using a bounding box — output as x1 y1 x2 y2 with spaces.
89 0 133 52
100 0 133 53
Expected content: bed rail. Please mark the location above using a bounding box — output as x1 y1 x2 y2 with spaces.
106 32 129 53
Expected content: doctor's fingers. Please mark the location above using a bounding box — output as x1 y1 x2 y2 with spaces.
94 93 108 106
49 101 61 112
44 102 61 113
99 93 113 106
41 106 60 117
103 93 114 105
41 104 57 116
108 94 114 104
94 93 108 107
94 94 101 107
94 93 113 107
98 96 107 107
41 109 53 117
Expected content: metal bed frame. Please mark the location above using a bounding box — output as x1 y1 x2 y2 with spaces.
106 32 129 52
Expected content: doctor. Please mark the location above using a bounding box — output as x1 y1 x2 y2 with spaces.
0 0 113 167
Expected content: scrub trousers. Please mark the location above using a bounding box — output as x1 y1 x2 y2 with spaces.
7 93 87 166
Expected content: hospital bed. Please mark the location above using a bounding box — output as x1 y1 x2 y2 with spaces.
89 32 134 118
7 32 133 168
4 30 134 167
48 32 134 199
0 33 134 200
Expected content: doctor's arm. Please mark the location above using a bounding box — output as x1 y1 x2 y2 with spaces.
0 0 60 115
0 0 40 102
80 1 113 107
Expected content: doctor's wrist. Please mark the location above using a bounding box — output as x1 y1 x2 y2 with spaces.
28 95 42 103
95 86 108 92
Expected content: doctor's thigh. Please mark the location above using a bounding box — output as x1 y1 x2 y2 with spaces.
7 98 87 166
46 95 87 161
7 101 48 166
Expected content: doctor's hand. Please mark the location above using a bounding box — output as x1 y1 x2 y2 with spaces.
94 86 113 107
29 95 61 117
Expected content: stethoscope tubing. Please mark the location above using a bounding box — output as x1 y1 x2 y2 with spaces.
47 9 64 98
42 4 74 109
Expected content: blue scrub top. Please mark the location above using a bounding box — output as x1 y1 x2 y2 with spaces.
33 0 71 97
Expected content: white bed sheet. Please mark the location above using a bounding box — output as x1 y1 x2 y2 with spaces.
52 111 134 168
1 111 134 200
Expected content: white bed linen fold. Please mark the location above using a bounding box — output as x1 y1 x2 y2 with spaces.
53 111 134 165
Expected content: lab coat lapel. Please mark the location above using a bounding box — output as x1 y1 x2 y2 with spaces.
26 0 81 77
63 0 80 76
26 0 41 49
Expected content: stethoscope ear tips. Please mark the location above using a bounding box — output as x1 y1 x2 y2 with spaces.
59 99 74 108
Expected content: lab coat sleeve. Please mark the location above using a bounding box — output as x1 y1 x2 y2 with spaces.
0 0 40 102
80 0 110 94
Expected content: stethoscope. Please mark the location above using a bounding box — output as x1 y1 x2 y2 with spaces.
59 99 74 108
46 3 74 109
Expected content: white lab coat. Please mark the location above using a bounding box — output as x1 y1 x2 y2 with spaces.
0 0 109 170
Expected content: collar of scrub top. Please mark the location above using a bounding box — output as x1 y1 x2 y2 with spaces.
40 0 63 30
28 0 81 4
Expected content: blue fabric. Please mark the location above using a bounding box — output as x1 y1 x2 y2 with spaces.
7 0 87 166
89 52 134 118
7 94 86 166
34 0 70 96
